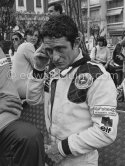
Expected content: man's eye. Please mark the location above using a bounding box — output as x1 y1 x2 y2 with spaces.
55 47 63 53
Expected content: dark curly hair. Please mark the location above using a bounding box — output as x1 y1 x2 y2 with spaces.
97 36 107 46
41 15 79 48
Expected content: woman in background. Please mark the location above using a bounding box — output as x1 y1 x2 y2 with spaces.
9 32 23 61
8 32 23 69
90 36 111 69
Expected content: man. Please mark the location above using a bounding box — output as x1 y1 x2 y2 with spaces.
48 2 63 17
0 47 45 166
111 38 125 86
27 15 118 166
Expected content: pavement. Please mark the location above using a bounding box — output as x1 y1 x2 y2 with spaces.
99 102 125 166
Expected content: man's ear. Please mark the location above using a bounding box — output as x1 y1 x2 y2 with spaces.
74 37 81 49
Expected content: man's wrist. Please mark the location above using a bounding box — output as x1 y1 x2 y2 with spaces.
34 64 46 71
58 138 72 157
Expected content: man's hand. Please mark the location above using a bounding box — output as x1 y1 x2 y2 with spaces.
45 144 64 164
34 44 49 71
0 97 23 115
116 54 123 60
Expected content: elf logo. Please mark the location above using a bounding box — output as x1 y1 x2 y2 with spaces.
101 126 112 133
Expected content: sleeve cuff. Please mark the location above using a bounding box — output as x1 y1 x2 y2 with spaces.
58 138 72 156
33 68 45 79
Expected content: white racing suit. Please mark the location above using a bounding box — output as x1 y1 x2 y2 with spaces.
26 56 119 166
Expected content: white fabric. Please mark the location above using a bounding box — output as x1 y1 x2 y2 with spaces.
11 42 35 99
26 53 118 166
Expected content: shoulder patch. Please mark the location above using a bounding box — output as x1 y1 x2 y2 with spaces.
68 62 103 104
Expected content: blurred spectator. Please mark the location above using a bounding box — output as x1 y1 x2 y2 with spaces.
48 2 63 17
112 39 125 67
24 26 41 49
9 32 23 64
109 39 125 86
90 36 111 69
11 27 41 100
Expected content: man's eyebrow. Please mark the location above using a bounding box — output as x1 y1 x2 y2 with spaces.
55 45 66 48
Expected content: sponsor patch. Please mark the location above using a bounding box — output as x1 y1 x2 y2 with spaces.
0 58 8 66
100 126 112 133
100 117 113 133
101 117 113 127
75 73 93 89
92 105 117 116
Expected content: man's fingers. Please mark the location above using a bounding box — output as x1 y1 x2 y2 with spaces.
6 102 23 111
4 98 23 111
6 97 22 102
2 108 21 115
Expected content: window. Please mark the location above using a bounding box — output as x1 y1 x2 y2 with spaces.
16 0 26 11
18 0 24 7
36 0 41 8
107 0 123 9
90 10 100 21
34 0 43 13
107 11 123 24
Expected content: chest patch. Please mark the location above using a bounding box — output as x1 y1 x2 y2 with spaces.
75 73 93 89
67 62 103 104
68 72 93 103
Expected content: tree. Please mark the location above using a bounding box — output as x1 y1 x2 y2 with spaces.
64 0 88 53
0 0 15 40
0 0 15 8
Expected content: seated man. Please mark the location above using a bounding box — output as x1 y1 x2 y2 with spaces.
0 47 45 166
110 39 125 86
117 79 125 102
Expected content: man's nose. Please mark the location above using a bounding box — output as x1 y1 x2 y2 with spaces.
52 51 60 62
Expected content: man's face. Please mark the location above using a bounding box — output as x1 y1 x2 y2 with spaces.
48 6 60 17
98 41 103 47
43 37 78 70
12 35 21 50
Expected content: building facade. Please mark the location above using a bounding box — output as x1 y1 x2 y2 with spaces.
13 0 48 32
48 0 125 45
106 0 125 44
14 0 125 45
14 0 45 13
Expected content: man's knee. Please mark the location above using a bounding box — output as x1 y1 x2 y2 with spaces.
8 120 44 143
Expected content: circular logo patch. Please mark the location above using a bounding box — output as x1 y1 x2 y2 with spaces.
75 73 93 89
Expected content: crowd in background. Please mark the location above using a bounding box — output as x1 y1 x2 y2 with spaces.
0 2 123 166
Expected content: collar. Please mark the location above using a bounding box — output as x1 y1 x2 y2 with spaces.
60 49 90 77
60 49 82 77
